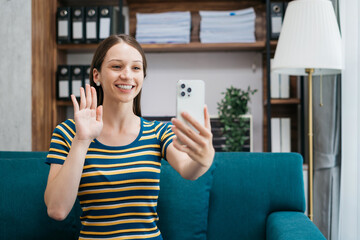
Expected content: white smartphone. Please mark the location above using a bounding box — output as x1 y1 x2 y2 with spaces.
176 80 205 132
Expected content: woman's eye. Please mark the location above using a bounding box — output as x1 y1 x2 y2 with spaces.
133 66 141 70
112 65 121 69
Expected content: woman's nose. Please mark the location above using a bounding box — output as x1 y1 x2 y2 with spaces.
120 67 131 79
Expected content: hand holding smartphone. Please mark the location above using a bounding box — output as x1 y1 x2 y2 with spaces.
176 80 205 132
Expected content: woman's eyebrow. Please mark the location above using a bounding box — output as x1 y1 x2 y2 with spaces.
107 59 142 63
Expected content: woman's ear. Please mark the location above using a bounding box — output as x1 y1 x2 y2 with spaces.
93 68 100 84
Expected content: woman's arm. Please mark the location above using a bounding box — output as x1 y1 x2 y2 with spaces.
44 85 103 220
166 105 215 180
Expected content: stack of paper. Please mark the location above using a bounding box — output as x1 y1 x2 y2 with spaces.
136 11 191 44
199 8 256 43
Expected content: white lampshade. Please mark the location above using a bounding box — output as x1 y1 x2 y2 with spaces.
272 0 342 76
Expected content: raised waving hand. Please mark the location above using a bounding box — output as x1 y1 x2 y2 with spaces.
71 84 103 142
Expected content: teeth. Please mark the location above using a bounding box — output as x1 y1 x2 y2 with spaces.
116 85 133 90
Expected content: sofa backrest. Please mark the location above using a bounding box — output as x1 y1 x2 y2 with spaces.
0 151 81 240
207 152 306 240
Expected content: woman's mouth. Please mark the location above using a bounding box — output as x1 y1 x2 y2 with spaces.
116 84 134 90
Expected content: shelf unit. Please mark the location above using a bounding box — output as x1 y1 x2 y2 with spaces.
31 0 302 152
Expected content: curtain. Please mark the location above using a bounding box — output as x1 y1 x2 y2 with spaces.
313 75 341 239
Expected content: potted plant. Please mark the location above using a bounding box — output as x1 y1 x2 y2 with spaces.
217 86 257 151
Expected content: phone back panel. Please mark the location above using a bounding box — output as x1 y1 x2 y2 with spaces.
176 80 205 130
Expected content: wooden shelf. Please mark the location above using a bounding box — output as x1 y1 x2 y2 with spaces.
57 41 266 53
57 100 73 106
270 98 301 105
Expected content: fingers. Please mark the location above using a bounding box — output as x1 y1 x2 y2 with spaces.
96 105 103 122
171 124 200 151
204 105 211 130
86 84 92 109
90 86 97 110
79 87 86 110
71 94 79 113
79 84 96 110
171 118 204 146
180 110 212 139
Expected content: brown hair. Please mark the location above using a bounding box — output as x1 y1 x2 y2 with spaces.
89 34 147 117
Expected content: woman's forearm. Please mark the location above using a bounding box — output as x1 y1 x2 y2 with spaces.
44 137 91 221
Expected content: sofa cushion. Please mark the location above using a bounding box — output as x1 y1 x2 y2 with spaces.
207 152 305 240
157 160 215 240
0 152 81 240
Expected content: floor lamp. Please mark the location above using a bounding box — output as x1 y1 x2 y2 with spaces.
271 0 342 221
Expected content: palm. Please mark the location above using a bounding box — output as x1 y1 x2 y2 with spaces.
71 85 103 141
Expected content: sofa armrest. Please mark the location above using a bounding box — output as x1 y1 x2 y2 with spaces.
266 211 326 240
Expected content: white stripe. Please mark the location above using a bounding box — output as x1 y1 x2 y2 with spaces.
79 229 160 239
81 217 157 225
85 151 160 159
81 166 160 177
78 185 159 195
82 201 157 211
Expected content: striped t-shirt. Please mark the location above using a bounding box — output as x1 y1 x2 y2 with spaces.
46 118 175 240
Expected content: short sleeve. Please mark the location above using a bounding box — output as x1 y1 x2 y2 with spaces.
157 121 175 160
46 119 76 165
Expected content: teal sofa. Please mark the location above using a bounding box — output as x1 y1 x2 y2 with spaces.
0 151 325 240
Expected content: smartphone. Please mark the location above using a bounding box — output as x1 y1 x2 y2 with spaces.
176 80 205 132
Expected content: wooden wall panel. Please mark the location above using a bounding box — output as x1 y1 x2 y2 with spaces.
32 0 57 151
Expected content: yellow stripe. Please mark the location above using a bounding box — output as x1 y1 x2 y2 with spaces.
56 125 73 142
82 202 157 212
162 136 175 157
81 167 160 178
80 212 157 220
79 179 159 188
51 139 69 148
80 226 158 236
83 161 161 170
87 144 160 154
49 148 68 155
47 154 66 161
78 186 160 196
62 121 76 136
81 217 156 227
143 129 156 134
139 135 157 141
80 195 158 205
85 151 161 159
78 231 161 240
162 131 175 142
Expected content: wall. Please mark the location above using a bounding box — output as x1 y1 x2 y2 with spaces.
0 0 32 151
67 51 263 152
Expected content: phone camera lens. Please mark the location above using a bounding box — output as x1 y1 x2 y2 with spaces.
187 87 192 93
181 91 186 97
181 84 186 89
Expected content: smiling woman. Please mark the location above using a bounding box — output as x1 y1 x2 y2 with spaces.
89 34 148 115
43 34 215 240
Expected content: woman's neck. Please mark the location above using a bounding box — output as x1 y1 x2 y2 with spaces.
101 100 139 133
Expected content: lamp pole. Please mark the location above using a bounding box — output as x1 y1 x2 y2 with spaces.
305 68 314 221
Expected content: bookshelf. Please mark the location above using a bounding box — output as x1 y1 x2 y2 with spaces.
31 0 301 152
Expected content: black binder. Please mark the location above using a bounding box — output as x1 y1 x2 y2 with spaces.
70 66 85 98
57 65 71 100
84 66 91 87
56 7 71 44
270 2 284 39
85 7 99 43
71 7 85 43
99 6 112 41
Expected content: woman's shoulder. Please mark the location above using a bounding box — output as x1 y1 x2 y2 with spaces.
141 117 172 133
53 119 76 136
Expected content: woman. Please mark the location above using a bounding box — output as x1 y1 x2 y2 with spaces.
44 34 215 240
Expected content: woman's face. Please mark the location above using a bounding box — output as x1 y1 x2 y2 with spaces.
94 42 144 105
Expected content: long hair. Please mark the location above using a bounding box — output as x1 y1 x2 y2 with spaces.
89 34 147 117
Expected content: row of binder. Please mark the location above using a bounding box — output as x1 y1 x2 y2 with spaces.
271 117 291 152
57 6 123 44
57 65 91 100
